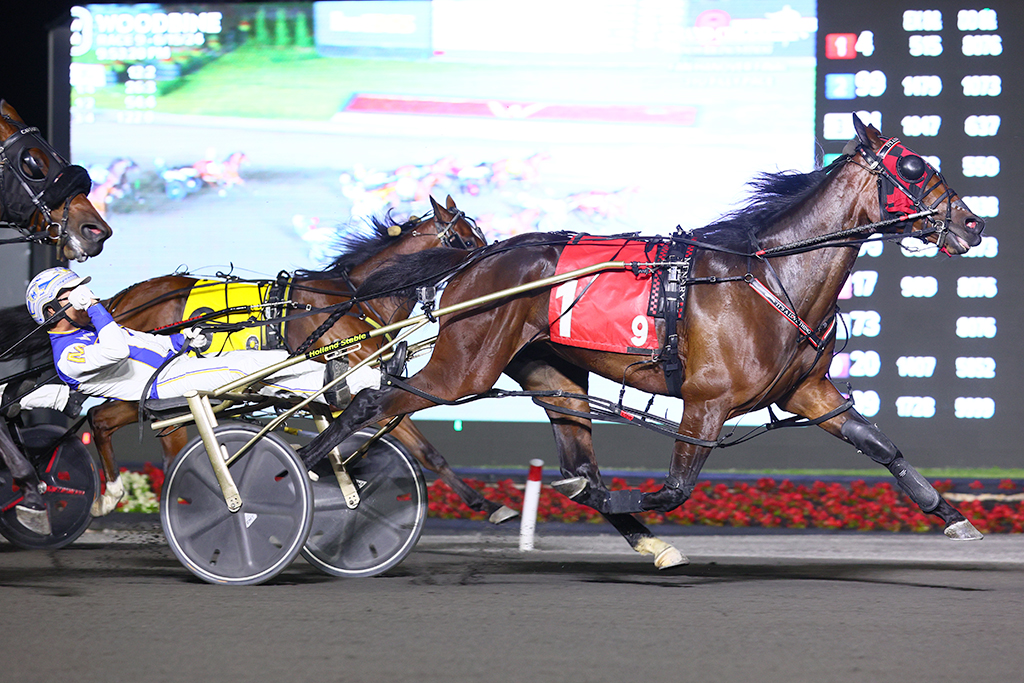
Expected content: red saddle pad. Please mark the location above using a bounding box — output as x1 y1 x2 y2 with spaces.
548 238 659 354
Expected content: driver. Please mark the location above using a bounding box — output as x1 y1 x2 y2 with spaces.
24 268 382 524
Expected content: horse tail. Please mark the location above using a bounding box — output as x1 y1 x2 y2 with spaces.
0 304 51 360
356 247 474 301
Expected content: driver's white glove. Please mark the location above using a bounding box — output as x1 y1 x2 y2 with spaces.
67 285 96 310
182 327 208 348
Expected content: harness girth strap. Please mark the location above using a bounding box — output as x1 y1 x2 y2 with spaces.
263 271 292 351
657 238 693 397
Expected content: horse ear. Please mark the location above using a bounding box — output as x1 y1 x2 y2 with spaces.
429 195 449 219
445 195 457 210
0 100 18 121
852 113 881 147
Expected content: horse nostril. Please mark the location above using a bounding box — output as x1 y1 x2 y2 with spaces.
965 217 985 234
83 224 111 241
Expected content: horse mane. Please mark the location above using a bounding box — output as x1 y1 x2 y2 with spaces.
294 211 426 281
351 168 832 301
691 166 832 250
356 247 475 301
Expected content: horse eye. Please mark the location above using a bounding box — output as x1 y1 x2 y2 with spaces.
19 149 48 180
897 154 927 183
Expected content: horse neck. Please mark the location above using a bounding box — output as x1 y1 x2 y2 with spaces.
757 165 876 318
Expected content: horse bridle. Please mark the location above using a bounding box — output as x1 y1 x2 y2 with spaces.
852 135 957 250
0 117 93 252
432 208 487 249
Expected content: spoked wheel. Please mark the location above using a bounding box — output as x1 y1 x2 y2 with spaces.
0 424 98 550
301 429 427 578
161 422 313 586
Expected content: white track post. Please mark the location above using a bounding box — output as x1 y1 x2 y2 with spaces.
518 459 544 552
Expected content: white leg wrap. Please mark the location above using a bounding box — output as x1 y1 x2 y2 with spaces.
634 536 689 569
91 475 125 517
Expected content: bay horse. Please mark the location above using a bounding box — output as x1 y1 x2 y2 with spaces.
0 100 112 261
298 116 987 568
0 196 512 521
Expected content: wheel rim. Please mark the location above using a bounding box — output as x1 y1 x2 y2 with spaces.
161 424 312 585
301 429 426 577
0 425 97 550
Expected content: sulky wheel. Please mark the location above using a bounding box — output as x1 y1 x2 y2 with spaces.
301 429 427 578
0 424 98 550
161 422 312 586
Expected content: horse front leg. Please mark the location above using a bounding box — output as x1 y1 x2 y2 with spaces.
782 378 983 540
390 417 519 524
557 401 725 518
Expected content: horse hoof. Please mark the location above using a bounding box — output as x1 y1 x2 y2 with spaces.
654 546 688 569
944 519 984 540
634 537 689 569
551 477 587 499
489 505 519 524
90 476 125 517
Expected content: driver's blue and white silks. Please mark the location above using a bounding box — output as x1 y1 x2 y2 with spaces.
49 303 327 402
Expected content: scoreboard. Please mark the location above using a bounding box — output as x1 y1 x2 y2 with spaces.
816 2 1023 467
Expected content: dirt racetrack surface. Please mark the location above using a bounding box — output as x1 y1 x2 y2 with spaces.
2 524 1023 683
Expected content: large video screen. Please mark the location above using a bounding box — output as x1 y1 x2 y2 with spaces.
66 0 817 425
60 1 1022 466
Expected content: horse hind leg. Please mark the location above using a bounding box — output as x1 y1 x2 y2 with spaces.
507 349 686 568
841 411 983 540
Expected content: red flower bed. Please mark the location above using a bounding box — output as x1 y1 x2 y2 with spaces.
427 477 1024 533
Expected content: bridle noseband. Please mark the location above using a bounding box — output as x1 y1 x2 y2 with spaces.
0 118 93 252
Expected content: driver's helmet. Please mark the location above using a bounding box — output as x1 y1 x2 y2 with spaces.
26 267 87 324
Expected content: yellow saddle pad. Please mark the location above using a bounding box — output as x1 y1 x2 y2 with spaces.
181 279 275 353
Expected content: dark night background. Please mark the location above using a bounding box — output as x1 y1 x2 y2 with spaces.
6 3 77 133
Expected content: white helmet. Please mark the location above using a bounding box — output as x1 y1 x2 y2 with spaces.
26 267 88 324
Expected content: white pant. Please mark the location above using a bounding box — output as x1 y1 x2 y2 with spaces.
153 350 327 401
0 383 70 411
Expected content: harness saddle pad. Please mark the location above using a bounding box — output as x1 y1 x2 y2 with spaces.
548 238 663 354
182 280 273 353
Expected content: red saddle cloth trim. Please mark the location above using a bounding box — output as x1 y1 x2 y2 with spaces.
548 239 658 353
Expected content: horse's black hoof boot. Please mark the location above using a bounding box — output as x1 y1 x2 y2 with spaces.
381 341 408 378
605 488 645 515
